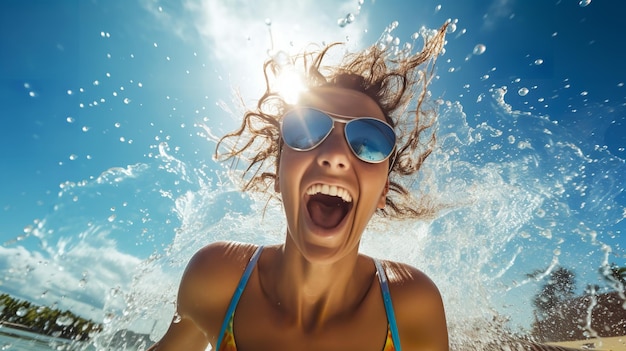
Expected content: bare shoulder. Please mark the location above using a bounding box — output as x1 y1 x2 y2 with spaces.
148 241 260 351
381 260 449 351
380 260 441 300
183 241 259 283
179 241 259 314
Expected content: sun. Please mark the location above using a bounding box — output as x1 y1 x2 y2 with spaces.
274 61 308 104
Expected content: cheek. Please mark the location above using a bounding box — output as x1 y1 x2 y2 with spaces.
277 148 308 194
357 166 389 206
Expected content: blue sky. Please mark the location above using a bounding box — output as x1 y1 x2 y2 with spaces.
1 0 625 340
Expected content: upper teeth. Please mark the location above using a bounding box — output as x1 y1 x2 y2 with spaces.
306 184 353 203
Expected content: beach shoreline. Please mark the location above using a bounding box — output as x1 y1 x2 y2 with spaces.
0 321 35 332
549 336 626 351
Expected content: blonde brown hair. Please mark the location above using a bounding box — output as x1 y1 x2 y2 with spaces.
215 22 449 219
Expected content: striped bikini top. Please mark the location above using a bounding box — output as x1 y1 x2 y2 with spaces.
215 246 401 351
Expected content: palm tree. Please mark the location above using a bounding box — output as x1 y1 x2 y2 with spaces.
530 266 577 319
599 263 626 291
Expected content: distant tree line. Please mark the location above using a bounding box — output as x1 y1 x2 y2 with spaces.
0 293 101 341
529 262 626 342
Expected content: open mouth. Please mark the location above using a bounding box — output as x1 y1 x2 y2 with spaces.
305 184 353 230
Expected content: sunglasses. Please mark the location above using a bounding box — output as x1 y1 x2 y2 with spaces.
280 108 396 164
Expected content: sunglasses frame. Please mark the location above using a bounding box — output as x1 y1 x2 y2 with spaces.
280 107 397 164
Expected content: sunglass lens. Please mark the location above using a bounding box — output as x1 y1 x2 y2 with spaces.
282 109 333 150
345 119 395 162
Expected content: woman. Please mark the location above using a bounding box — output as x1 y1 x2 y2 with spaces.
149 22 450 351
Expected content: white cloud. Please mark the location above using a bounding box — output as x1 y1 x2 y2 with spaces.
0 233 147 322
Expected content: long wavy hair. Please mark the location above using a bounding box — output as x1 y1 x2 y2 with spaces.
215 22 449 220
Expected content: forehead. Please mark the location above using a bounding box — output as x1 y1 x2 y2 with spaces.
298 87 385 120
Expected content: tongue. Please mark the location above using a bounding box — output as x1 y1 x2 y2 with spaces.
308 198 346 229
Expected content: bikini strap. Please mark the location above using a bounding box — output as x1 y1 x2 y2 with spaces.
374 259 402 351
215 245 264 350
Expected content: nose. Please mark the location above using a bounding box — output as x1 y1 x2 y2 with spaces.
315 126 351 171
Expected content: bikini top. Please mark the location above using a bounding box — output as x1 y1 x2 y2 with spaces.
215 246 401 351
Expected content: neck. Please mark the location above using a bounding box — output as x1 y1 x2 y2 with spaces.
263 237 372 331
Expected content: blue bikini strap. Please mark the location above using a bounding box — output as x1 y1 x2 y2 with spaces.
374 259 402 351
215 245 264 350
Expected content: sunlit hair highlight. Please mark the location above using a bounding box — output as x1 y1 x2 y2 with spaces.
215 22 449 220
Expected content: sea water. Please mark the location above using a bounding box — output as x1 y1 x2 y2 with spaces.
0 327 75 351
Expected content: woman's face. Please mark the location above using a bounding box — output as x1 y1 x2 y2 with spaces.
276 87 391 263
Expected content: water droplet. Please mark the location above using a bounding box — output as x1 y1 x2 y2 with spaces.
473 44 486 55
265 18 272 26
56 315 74 326
518 87 529 96
67 90 73 95
534 58 543 65
82 126 90 132
579 0 591 7
173 312 182 323
123 98 131 104
16 307 28 317
108 214 116 222
69 154 78 161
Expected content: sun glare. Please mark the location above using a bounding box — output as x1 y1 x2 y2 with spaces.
275 65 308 104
